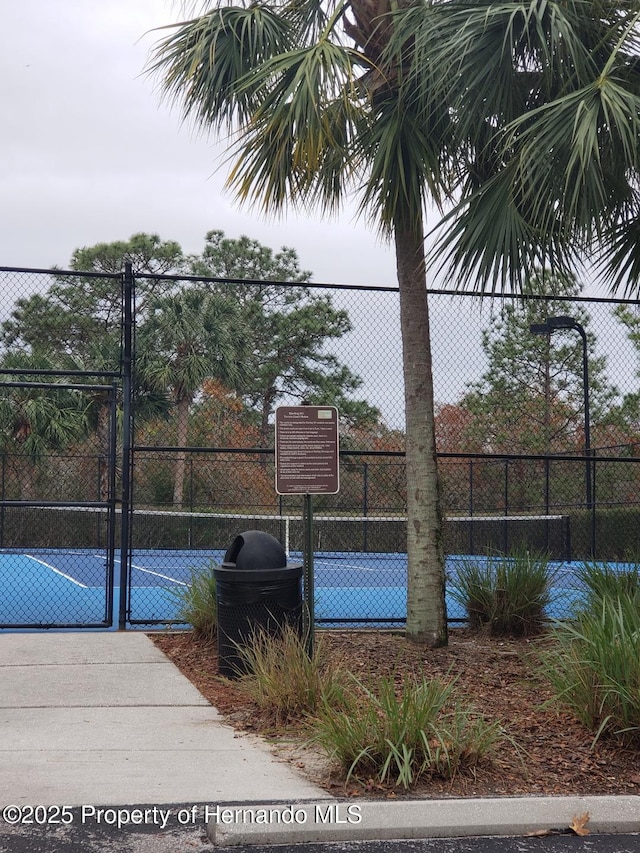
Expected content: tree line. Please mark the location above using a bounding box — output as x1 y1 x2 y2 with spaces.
2 237 640 522
0 231 381 506
436 271 640 459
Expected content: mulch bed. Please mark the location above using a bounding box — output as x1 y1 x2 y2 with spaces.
150 628 640 799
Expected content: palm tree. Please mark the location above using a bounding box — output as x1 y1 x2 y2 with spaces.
149 0 452 645
0 354 91 501
138 287 247 507
417 1 640 296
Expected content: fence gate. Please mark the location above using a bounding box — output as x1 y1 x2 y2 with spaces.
0 372 120 629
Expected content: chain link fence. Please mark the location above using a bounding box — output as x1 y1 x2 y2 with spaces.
1 264 639 627
0 266 123 628
129 275 640 626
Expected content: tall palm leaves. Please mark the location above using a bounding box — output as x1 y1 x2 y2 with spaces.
139 287 247 505
149 0 450 223
0 354 91 501
413 0 640 294
150 0 451 644
0 373 90 460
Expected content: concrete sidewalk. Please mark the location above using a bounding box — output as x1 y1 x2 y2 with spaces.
1 632 639 849
0 632 328 807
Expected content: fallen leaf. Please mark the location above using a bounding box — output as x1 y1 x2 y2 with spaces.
569 812 590 836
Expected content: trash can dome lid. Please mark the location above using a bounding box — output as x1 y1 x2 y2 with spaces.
223 530 287 571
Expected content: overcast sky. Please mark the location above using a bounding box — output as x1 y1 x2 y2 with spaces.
2 1 636 428
0 0 413 286
2 0 624 294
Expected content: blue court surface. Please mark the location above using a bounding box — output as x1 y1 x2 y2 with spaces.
0 547 605 629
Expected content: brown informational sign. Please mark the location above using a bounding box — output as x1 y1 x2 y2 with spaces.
275 406 340 495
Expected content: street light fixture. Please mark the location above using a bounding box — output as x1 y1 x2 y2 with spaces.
529 315 593 518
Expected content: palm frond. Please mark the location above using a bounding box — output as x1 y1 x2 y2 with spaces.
148 5 294 130
150 0 640 295
226 39 367 212
597 197 640 296
357 97 450 237
504 75 640 262
429 159 573 293
399 0 601 138
426 0 640 294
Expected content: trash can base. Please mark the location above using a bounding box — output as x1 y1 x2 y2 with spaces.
217 601 303 679
213 530 303 679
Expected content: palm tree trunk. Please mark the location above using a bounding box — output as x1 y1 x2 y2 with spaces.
394 214 448 647
96 400 110 502
173 395 190 507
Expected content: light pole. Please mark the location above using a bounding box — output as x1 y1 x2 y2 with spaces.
529 315 593 519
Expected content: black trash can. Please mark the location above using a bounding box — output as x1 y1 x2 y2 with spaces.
213 530 303 679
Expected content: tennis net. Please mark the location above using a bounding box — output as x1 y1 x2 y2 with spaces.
0 504 571 559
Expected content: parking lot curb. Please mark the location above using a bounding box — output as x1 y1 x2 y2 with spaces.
207 796 640 847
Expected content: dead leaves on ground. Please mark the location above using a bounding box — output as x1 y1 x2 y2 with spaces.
569 812 591 836
527 811 590 838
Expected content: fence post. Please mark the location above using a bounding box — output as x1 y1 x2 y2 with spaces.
106 383 118 624
590 450 597 558
0 452 5 548
468 459 474 554
504 458 509 515
118 262 134 630
188 456 194 548
362 462 368 552
503 459 509 553
545 457 550 515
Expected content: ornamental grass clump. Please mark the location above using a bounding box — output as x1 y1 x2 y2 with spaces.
574 559 640 615
449 550 553 636
169 560 217 642
235 624 347 726
313 674 503 788
539 591 640 745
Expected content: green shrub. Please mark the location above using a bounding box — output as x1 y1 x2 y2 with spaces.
313 674 503 788
235 625 346 725
169 560 217 642
575 560 640 614
539 594 640 744
449 550 553 636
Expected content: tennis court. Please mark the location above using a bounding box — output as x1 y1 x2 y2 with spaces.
0 542 596 629
0 505 590 628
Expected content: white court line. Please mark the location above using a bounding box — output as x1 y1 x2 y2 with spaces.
112 557 187 586
26 555 89 588
314 560 403 573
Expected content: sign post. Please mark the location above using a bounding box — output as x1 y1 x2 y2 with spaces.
275 405 339 656
302 492 314 654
